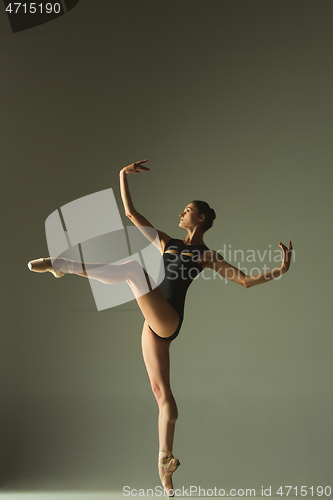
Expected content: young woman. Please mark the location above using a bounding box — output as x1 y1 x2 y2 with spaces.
28 159 293 497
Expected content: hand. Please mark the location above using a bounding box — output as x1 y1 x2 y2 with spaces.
120 159 149 175
278 240 293 273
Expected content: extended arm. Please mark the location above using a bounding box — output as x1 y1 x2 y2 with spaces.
243 265 284 288
202 242 293 288
243 241 293 288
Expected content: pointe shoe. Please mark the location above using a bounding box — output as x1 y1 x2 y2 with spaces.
158 452 180 497
27 258 65 278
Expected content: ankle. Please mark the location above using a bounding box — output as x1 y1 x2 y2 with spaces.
52 258 75 274
159 450 173 461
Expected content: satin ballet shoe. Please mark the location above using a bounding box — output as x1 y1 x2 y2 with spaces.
158 452 180 497
27 258 65 278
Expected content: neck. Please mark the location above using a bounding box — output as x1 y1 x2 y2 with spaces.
183 228 205 246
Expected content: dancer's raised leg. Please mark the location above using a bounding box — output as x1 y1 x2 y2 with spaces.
56 258 180 338
28 256 180 339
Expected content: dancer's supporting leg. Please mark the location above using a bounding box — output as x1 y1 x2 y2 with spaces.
141 320 180 496
48 257 180 340
141 320 178 451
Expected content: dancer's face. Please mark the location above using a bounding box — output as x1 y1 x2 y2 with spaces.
179 203 204 230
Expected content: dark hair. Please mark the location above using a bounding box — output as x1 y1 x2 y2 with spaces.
191 200 216 233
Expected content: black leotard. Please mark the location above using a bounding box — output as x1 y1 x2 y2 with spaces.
148 238 209 341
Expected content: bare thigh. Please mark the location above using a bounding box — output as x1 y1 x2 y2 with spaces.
63 258 180 339
135 280 180 339
141 320 172 396
112 261 180 338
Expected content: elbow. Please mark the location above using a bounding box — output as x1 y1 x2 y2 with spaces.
243 278 250 289
125 209 138 219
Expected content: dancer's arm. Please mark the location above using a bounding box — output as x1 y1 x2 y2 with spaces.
119 160 171 251
243 241 292 287
200 241 293 288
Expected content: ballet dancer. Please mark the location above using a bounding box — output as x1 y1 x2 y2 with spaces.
28 159 293 497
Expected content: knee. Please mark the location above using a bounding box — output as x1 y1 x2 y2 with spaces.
151 382 163 402
123 259 143 275
122 260 147 283
151 384 178 422
100 259 143 285
151 381 170 401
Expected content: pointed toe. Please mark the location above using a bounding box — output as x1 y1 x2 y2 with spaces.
27 258 65 278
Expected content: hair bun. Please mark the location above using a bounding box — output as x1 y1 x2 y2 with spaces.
191 200 216 232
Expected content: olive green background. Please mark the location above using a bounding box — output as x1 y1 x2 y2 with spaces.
1 0 332 494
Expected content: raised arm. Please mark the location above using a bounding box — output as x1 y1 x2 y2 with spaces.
119 159 151 222
119 160 171 251
200 241 293 288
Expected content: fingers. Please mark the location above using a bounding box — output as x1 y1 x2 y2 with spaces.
278 241 293 273
134 159 148 165
131 168 149 174
134 159 150 171
278 241 293 252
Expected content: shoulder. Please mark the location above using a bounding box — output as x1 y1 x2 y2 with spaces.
156 231 176 253
196 249 225 269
